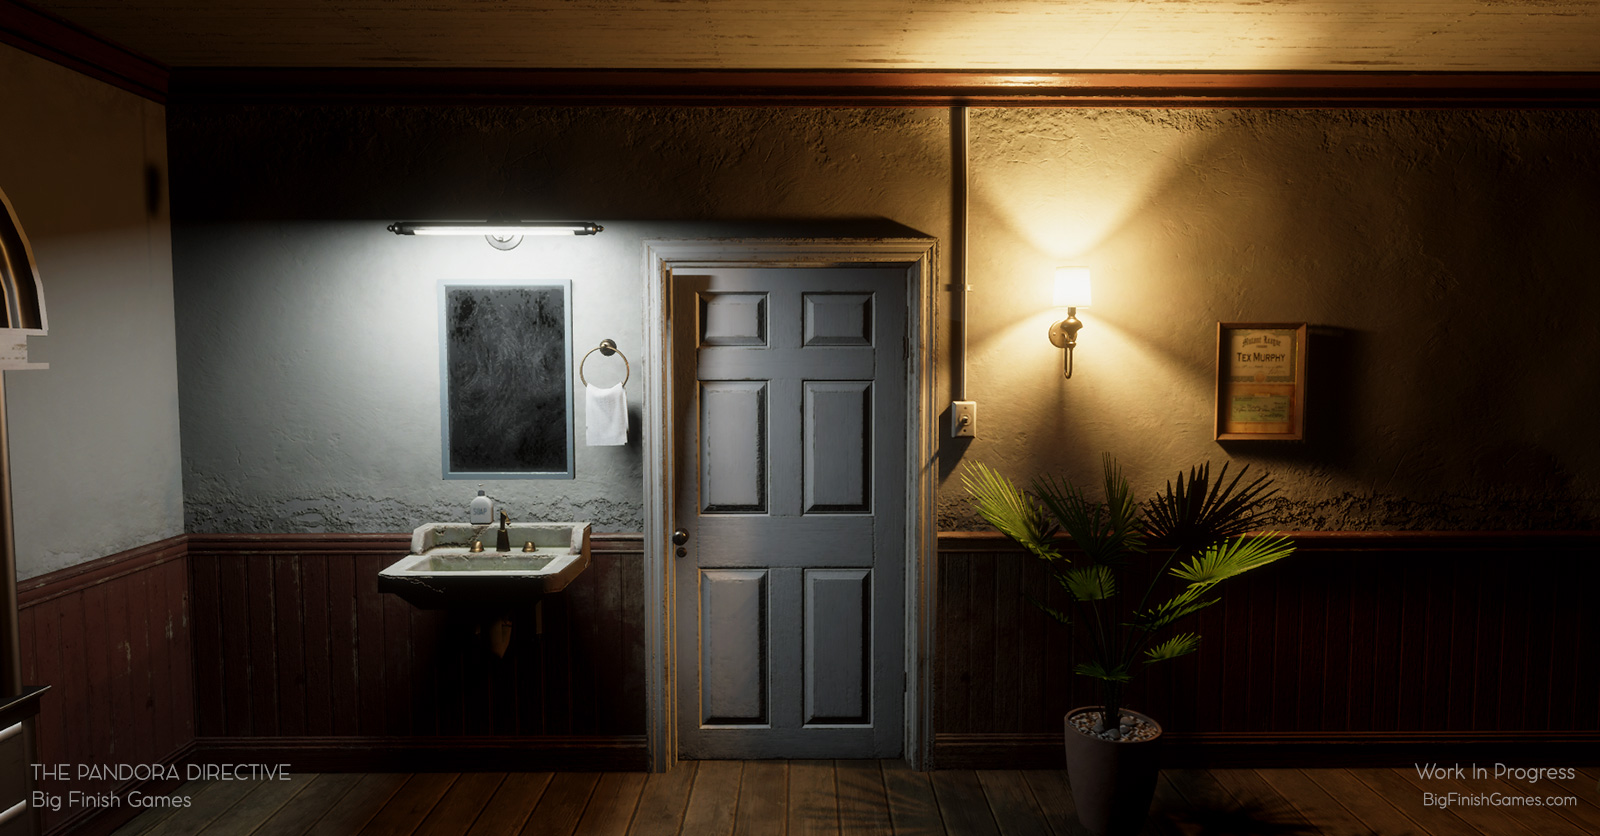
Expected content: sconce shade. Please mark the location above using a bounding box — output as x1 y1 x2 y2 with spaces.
1053 267 1092 308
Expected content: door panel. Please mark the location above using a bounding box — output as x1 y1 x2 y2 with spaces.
803 381 872 514
699 381 767 513
804 568 871 725
675 266 906 759
699 569 768 725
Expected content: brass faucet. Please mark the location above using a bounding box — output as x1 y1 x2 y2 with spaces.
495 509 512 552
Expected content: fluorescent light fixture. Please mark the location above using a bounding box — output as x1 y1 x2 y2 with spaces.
387 221 602 237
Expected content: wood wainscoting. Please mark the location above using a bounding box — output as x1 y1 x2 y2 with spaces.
183 533 648 771
932 531 1600 768
17 535 195 836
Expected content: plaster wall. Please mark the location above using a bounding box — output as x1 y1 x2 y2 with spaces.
169 105 1600 534
954 108 1600 530
0 44 184 578
169 107 949 532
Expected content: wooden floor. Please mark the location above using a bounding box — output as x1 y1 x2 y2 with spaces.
110 762 1600 836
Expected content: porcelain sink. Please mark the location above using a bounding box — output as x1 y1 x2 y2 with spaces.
378 521 591 609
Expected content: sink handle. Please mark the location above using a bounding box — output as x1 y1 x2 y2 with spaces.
672 528 689 546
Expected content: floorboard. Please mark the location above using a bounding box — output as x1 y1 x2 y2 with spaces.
415 774 507 836
834 760 893 836
974 772 1048 836
251 773 366 836
521 773 600 836
787 760 839 836
91 762 1600 836
1253 768 1375 836
359 773 459 836
146 778 259 836
467 774 552 836
627 761 698 836
680 760 742 836
573 772 647 836
1017 770 1088 836
1345 768 1486 836
302 774 410 836
1298 768 1429 836
198 772 319 836
881 760 945 836
731 760 787 836
929 770 999 836
1206 769 1317 835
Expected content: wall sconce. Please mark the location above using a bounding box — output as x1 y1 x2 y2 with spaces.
387 220 603 250
1047 267 1091 379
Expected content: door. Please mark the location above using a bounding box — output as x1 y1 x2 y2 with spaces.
673 266 906 759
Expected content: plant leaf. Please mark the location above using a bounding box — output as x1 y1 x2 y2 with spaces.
1074 659 1132 682
1134 586 1219 632
1031 455 1145 565
1061 565 1117 602
962 462 1061 562
1170 533 1296 588
1144 461 1280 548
1025 594 1072 626
1144 632 1201 664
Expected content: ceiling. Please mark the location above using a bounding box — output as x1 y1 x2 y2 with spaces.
23 0 1600 72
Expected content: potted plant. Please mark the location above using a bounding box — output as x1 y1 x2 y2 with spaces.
963 454 1294 836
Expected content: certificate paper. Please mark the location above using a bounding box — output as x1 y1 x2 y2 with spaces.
1226 329 1298 384
1217 324 1306 440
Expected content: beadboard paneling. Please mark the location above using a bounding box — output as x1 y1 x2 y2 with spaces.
184 533 648 741
931 531 1600 766
17 536 194 836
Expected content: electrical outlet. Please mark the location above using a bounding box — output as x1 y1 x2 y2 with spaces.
951 400 977 438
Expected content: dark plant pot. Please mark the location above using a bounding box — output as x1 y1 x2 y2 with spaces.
1063 706 1163 836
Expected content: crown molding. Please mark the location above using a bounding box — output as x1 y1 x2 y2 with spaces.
167 67 1600 107
0 0 167 102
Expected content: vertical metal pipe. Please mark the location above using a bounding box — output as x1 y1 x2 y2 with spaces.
0 376 21 695
952 105 970 402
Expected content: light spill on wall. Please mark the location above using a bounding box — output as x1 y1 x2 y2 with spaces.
169 105 1600 534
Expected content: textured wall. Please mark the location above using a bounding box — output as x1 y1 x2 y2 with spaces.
949 108 1600 531
168 104 1600 534
168 106 949 532
0 44 184 578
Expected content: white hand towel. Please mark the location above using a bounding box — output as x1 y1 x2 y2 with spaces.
585 383 629 446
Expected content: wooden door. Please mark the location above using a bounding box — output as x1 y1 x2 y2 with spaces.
673 266 906 758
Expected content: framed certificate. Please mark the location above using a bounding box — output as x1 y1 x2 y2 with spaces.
1215 322 1307 441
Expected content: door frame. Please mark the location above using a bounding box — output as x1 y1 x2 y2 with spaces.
642 238 939 772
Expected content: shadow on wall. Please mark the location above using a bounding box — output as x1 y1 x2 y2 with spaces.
939 108 1600 531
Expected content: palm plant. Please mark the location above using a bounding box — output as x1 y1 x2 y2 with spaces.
963 454 1295 739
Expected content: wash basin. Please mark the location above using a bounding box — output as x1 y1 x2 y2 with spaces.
379 521 591 610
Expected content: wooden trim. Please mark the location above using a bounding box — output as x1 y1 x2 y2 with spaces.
936 529 1600 553
165 68 1600 107
930 731 1600 770
186 531 644 554
0 0 167 103
187 735 648 772
17 535 186 607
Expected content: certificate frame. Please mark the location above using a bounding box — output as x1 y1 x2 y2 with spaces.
1215 322 1307 441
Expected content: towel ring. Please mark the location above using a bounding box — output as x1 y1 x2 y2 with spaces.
579 339 630 387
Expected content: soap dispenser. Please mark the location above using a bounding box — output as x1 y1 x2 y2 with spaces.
470 485 494 525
